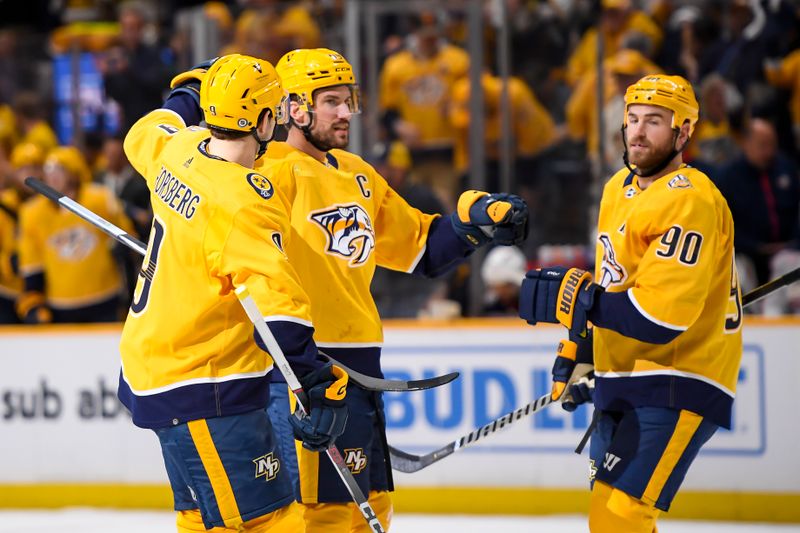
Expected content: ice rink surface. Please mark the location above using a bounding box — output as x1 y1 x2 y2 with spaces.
0 510 798 532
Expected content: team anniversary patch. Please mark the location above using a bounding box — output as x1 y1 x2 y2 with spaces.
247 172 274 200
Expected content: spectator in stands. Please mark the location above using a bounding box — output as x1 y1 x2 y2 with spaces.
221 0 320 63
0 143 45 323
99 2 173 133
567 48 661 173
480 245 527 316
699 0 769 96
11 92 58 154
17 146 134 323
370 141 449 318
98 134 150 237
449 70 559 191
765 48 800 155
716 118 800 312
686 74 741 173
566 0 662 87
379 12 469 208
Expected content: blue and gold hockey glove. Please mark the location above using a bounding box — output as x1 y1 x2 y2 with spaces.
551 333 594 411
168 57 219 106
451 190 529 247
518 266 601 340
289 362 349 452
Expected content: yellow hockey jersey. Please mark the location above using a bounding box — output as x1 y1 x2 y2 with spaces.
119 110 315 428
0 189 21 300
256 142 439 376
379 45 470 147
17 183 131 310
592 165 742 428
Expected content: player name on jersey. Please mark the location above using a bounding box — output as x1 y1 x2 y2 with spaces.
153 166 201 220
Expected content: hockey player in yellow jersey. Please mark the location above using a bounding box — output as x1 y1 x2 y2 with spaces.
118 54 351 533
257 48 528 532
17 146 133 323
518 75 742 532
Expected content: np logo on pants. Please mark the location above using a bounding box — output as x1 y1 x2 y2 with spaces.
344 448 368 474
253 453 280 481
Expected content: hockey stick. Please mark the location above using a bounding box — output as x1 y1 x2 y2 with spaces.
236 286 385 532
22 176 458 393
388 274 782 473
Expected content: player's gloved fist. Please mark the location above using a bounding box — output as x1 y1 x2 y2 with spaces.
551 333 594 411
518 267 601 339
23 305 52 325
289 362 349 452
168 57 219 104
450 190 529 247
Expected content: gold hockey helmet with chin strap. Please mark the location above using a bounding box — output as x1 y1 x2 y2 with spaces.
199 54 288 134
623 74 699 136
276 48 360 114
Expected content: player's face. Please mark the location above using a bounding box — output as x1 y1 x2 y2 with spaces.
309 86 354 150
625 104 676 168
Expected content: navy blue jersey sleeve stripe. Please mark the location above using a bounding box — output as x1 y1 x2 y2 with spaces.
253 320 320 378
412 216 474 277
588 290 681 344
162 93 203 128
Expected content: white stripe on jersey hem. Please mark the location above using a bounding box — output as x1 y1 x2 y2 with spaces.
122 365 274 396
406 244 428 274
157 108 186 127
317 341 383 348
626 289 687 331
262 315 313 328
595 368 735 398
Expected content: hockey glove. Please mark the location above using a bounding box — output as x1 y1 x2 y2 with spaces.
551 333 594 411
518 266 601 340
450 190 529 248
288 362 349 452
168 57 219 106
17 291 52 324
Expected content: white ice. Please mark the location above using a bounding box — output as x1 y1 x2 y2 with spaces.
0 510 798 532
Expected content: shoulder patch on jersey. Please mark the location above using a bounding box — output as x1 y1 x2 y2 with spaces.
667 174 692 189
246 172 274 200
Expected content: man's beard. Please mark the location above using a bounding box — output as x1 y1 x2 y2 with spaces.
309 122 350 151
628 137 674 170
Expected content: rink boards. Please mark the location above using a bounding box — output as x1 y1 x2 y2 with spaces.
0 318 798 522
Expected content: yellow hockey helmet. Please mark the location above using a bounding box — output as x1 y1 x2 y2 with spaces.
10 142 45 169
200 54 287 133
624 74 699 136
44 146 92 184
276 48 360 113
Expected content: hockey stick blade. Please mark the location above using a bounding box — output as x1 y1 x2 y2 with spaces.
389 273 776 473
389 392 554 473
320 352 459 392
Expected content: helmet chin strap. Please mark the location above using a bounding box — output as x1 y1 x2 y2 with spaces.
253 110 278 160
290 111 337 153
622 126 689 178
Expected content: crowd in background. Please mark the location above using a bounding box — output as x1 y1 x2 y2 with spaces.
1 0 800 324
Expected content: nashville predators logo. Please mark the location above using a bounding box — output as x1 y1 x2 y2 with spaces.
310 204 375 266
246 172 274 200
344 448 368 474
253 453 280 481
49 226 98 261
667 174 692 189
597 233 627 288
